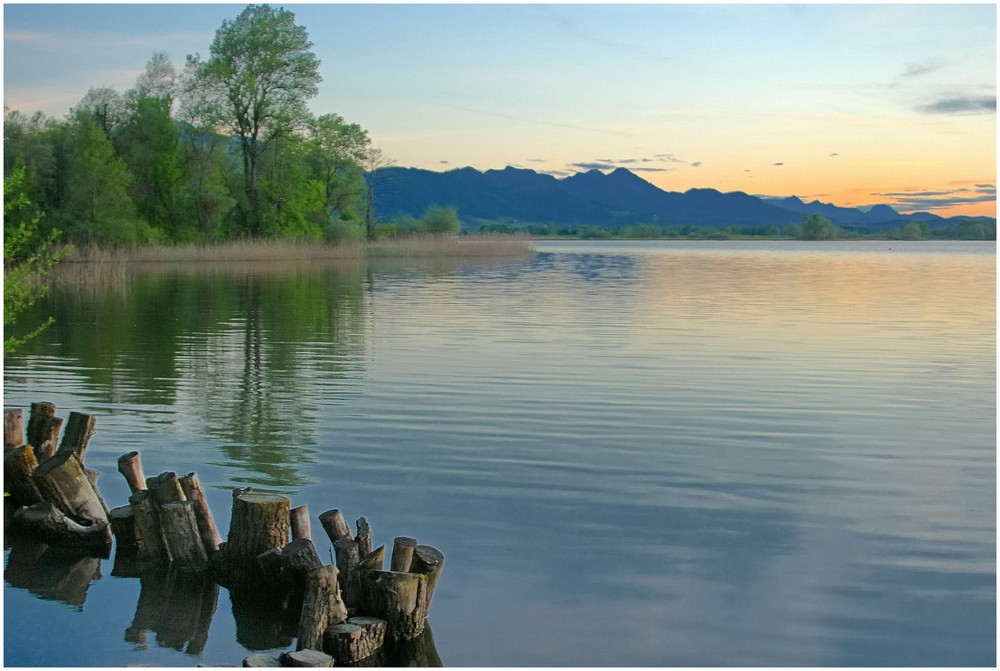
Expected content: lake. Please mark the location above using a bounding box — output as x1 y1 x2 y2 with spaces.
3 240 995 666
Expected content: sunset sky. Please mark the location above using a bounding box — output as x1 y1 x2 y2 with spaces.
4 3 996 217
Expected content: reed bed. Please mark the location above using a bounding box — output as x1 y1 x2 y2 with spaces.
62 235 531 265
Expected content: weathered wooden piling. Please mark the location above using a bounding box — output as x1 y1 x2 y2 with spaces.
411 545 446 612
12 500 111 550
4 408 25 451
57 411 97 461
179 472 223 552
31 450 110 530
358 570 430 641
225 491 292 567
355 517 372 558
390 536 418 572
4 444 43 507
291 505 312 541
117 451 147 493
297 565 348 651
318 509 352 543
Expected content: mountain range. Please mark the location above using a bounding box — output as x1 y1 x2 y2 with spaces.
372 165 986 231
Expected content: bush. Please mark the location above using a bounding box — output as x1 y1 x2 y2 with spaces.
421 204 461 235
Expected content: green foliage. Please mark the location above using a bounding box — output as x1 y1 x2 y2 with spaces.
183 3 321 237
4 163 67 352
420 204 461 235
797 214 839 240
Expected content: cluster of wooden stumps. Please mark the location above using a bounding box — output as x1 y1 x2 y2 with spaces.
4 403 445 667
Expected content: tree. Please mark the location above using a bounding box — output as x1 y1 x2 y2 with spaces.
360 147 395 241
4 163 67 352
182 4 321 237
420 204 461 235
797 214 838 240
307 113 370 224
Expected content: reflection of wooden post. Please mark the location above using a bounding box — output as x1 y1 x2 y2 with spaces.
117 452 147 494
390 536 417 572
359 570 429 641
179 472 222 552
297 564 348 652
4 444 42 507
27 402 63 463
57 412 96 461
225 491 291 566
291 505 311 541
31 450 108 527
4 408 25 451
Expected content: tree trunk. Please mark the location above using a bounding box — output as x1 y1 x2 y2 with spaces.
57 411 96 461
5 408 25 451
179 472 223 552
358 570 429 642
225 491 291 567
4 444 42 507
297 564 348 652
31 450 108 527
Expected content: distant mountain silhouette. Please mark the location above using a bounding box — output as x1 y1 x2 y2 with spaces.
371 166 978 231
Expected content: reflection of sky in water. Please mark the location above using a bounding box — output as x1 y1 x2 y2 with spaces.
3 241 995 666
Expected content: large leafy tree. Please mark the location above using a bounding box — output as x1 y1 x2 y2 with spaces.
182 4 321 237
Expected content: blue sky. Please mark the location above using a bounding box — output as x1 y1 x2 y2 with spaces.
3 3 996 216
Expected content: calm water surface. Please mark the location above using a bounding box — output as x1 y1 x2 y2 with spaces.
3 240 995 666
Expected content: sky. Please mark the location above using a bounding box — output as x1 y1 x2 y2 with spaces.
3 2 997 217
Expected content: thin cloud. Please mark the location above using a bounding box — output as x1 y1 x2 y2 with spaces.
873 187 997 212
915 96 996 114
901 58 948 78
773 162 784 167
691 161 702 168
570 161 616 171
829 153 839 157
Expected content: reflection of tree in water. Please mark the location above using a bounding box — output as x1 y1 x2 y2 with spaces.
184 266 369 491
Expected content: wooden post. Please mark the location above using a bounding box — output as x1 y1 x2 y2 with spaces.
178 472 223 552
56 412 96 461
117 451 147 493
84 468 111 516
4 408 25 452
109 505 138 553
291 504 311 541
324 620 387 665
358 570 429 641
27 402 63 463
279 538 323 586
157 501 208 570
334 538 360 608
31 450 108 527
147 471 186 505
297 564 348 652
355 517 372 558
390 536 417 572
318 509 352 544
4 444 43 507
243 653 282 667
129 489 167 561
280 649 333 667
12 501 112 551
410 545 445 611
225 491 291 566
338 616 387 662
357 544 386 573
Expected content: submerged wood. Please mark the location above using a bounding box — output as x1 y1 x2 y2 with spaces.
117 451 147 493
57 411 96 461
179 472 223 552
4 444 43 507
12 500 112 550
31 450 108 527
297 565 348 652
5 408 25 451
225 491 291 568
358 570 429 641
